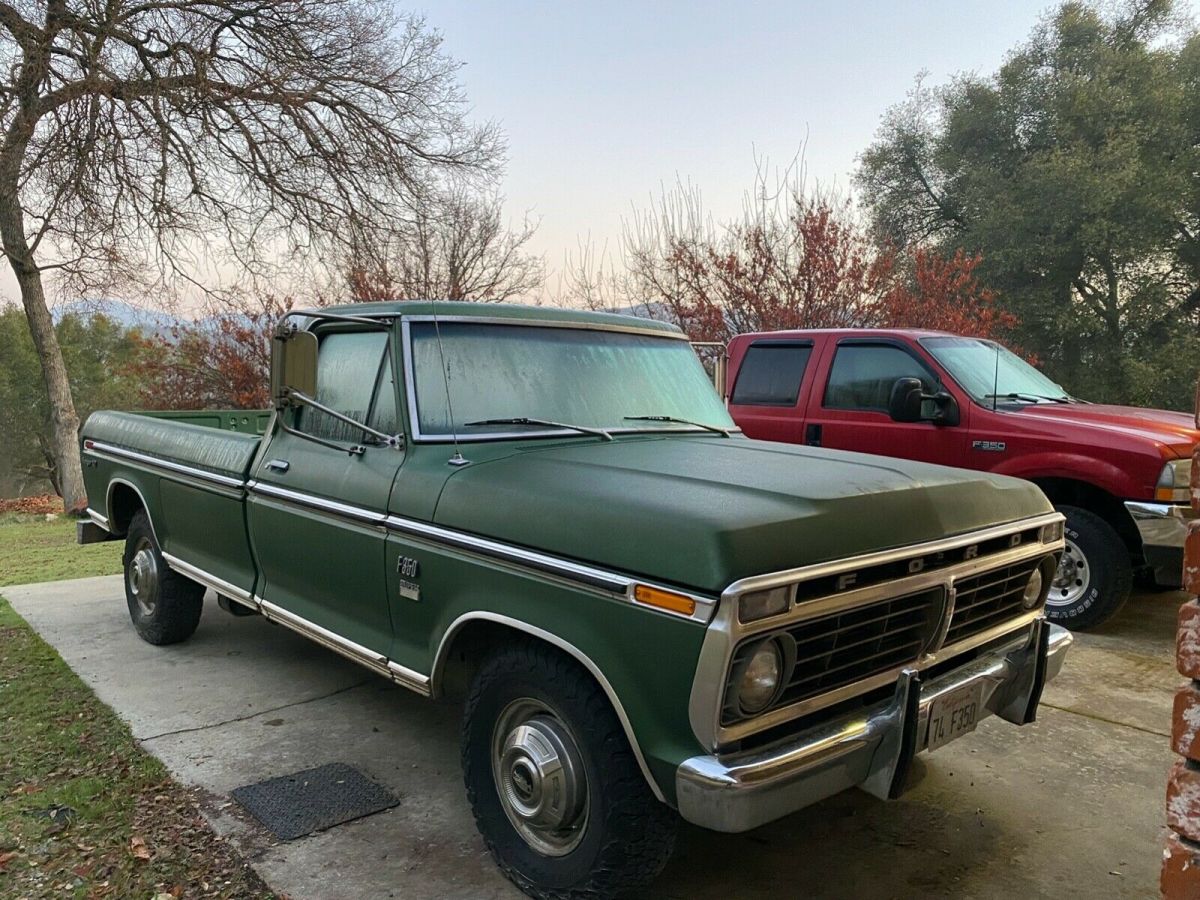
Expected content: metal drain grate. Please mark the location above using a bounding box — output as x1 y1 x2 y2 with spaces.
231 762 398 840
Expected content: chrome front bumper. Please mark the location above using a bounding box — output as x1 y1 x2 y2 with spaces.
675 618 1072 833
1125 501 1194 587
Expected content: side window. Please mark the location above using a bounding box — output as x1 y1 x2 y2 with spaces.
730 343 813 406
824 344 934 412
302 331 390 441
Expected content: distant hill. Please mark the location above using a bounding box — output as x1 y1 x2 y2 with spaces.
52 299 179 337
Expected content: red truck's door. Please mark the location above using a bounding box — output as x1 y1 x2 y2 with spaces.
804 337 970 466
725 338 817 444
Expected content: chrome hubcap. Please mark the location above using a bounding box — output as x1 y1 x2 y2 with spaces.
1049 538 1090 607
127 540 159 617
492 699 588 856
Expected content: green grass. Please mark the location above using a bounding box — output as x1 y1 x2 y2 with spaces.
0 597 272 898
0 515 122 587
0 517 272 897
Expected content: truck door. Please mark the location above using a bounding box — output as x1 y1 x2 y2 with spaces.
247 327 403 657
805 337 969 466
725 339 816 444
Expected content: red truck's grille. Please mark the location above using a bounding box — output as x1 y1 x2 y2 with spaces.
943 558 1041 646
723 587 943 723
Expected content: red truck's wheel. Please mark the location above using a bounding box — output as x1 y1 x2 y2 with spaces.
1044 505 1132 631
461 640 675 899
122 511 204 645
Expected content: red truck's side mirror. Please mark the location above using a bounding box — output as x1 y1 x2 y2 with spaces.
888 377 960 426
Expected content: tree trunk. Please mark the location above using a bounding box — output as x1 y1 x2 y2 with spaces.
0 175 87 513
1101 257 1129 403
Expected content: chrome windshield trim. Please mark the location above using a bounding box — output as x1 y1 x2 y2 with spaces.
160 552 253 605
402 313 688 340
86 441 246 490
246 480 714 622
400 316 711 445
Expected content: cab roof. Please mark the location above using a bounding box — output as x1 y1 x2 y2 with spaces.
732 327 964 342
311 300 685 336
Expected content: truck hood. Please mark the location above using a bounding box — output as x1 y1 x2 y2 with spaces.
1015 403 1197 454
432 436 1051 594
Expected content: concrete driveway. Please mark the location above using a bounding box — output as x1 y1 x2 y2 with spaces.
5 575 1176 899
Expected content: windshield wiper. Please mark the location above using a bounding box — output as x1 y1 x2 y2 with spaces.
984 392 1071 404
463 417 613 441
623 414 732 436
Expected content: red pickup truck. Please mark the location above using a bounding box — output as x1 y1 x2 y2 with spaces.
723 328 1198 629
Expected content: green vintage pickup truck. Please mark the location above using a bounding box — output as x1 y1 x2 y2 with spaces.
78 302 1071 899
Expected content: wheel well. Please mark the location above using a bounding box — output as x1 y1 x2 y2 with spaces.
434 615 667 803
1030 477 1141 556
107 482 145 537
435 619 560 702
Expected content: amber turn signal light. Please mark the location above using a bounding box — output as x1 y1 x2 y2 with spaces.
633 584 696 617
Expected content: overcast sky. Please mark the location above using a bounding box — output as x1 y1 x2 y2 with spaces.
418 0 1082 292
5 1 1194 309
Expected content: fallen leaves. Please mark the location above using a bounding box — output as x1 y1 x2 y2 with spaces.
0 495 60 515
129 835 151 861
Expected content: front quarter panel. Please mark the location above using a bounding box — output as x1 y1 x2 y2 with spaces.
383 535 710 804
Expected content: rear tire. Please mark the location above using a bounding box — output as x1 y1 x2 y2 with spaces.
461 640 676 899
122 510 204 645
1044 505 1131 631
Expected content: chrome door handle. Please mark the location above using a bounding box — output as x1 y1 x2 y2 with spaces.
266 459 291 473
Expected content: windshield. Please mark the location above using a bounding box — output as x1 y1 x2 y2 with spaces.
920 336 1070 403
408 321 734 438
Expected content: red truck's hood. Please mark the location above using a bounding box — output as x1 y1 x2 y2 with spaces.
1016 403 1197 454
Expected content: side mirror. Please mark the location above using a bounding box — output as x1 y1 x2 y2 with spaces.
887 377 925 423
270 329 317 406
888 377 960 427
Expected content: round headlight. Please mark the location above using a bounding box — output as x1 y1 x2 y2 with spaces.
737 640 783 715
1021 567 1043 609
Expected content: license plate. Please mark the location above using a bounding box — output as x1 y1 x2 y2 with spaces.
926 683 983 752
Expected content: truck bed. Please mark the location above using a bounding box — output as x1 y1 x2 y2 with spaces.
81 410 267 603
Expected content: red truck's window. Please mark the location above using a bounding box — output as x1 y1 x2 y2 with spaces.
730 344 812 406
824 344 935 411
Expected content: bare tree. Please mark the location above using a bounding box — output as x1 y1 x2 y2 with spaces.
564 157 1013 347
0 1 497 511
344 185 543 302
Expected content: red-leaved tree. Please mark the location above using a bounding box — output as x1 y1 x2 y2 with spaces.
566 164 1017 347
877 247 1017 339
124 295 298 410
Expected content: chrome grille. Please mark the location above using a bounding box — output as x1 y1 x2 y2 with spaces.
944 558 1040 646
722 587 943 724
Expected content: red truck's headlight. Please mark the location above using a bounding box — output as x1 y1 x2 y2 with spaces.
1156 459 1191 503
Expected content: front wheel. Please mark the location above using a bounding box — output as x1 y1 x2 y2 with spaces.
462 641 676 899
123 510 205 645
1043 505 1132 631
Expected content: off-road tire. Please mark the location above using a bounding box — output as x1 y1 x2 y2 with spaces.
123 510 204 645
462 640 676 899
1045 505 1132 631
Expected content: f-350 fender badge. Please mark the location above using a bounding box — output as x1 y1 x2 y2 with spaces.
972 440 1007 452
397 556 420 601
